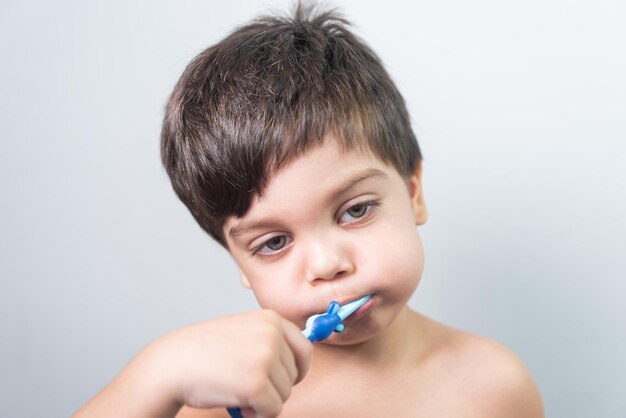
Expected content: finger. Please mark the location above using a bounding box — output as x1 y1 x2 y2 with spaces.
248 381 284 418
239 407 258 418
280 320 313 384
269 357 293 402
238 407 256 418
278 337 298 386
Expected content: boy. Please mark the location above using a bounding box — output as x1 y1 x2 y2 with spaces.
74 4 543 418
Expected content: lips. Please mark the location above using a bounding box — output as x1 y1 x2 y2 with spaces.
343 295 375 322
336 294 372 307
304 294 376 323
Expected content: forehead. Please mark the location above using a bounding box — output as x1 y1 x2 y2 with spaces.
265 141 384 192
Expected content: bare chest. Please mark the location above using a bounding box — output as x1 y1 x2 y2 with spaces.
280 370 443 418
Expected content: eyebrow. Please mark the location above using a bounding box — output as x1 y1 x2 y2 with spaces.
228 168 389 238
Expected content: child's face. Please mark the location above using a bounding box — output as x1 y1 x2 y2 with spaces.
223 136 427 344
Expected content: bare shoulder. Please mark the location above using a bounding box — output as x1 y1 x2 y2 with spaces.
416 314 544 418
175 406 229 418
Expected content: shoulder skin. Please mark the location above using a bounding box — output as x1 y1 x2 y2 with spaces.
415 317 544 418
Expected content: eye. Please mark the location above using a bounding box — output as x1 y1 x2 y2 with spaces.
338 201 380 224
347 204 368 218
252 235 292 256
266 236 286 250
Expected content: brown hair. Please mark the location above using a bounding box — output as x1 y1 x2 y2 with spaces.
161 3 422 247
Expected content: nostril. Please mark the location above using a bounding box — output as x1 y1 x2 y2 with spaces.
310 267 352 284
305 236 355 282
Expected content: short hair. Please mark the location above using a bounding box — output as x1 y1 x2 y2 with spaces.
161 3 422 247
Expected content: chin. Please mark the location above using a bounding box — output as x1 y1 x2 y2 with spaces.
323 313 388 345
321 331 373 346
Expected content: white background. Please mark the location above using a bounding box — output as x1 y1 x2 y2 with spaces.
1 1 625 417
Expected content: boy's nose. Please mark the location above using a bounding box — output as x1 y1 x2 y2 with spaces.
304 234 354 283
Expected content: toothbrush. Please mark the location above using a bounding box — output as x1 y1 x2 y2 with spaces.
301 294 371 342
227 295 371 418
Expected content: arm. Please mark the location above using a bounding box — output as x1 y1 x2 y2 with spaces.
72 344 182 418
72 310 312 418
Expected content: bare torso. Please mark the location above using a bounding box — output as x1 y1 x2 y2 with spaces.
176 310 542 418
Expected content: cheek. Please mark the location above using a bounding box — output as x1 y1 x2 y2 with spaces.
235 247 324 325
243 268 306 322
361 218 425 294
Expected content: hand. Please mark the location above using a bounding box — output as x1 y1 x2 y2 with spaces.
150 310 312 418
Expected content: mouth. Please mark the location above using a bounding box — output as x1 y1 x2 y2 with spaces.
342 294 376 322
304 294 376 325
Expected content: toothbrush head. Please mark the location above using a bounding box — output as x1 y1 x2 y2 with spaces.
301 295 372 343
337 294 371 320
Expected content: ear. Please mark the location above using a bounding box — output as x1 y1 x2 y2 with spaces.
407 162 428 226
239 269 251 289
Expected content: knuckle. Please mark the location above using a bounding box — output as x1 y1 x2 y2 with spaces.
255 314 283 343
261 399 284 418
269 403 284 417
255 343 276 366
283 385 293 400
242 373 267 400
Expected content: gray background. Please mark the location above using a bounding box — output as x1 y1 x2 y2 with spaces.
1 0 625 417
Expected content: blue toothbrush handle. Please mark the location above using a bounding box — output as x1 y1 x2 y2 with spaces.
227 407 243 418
